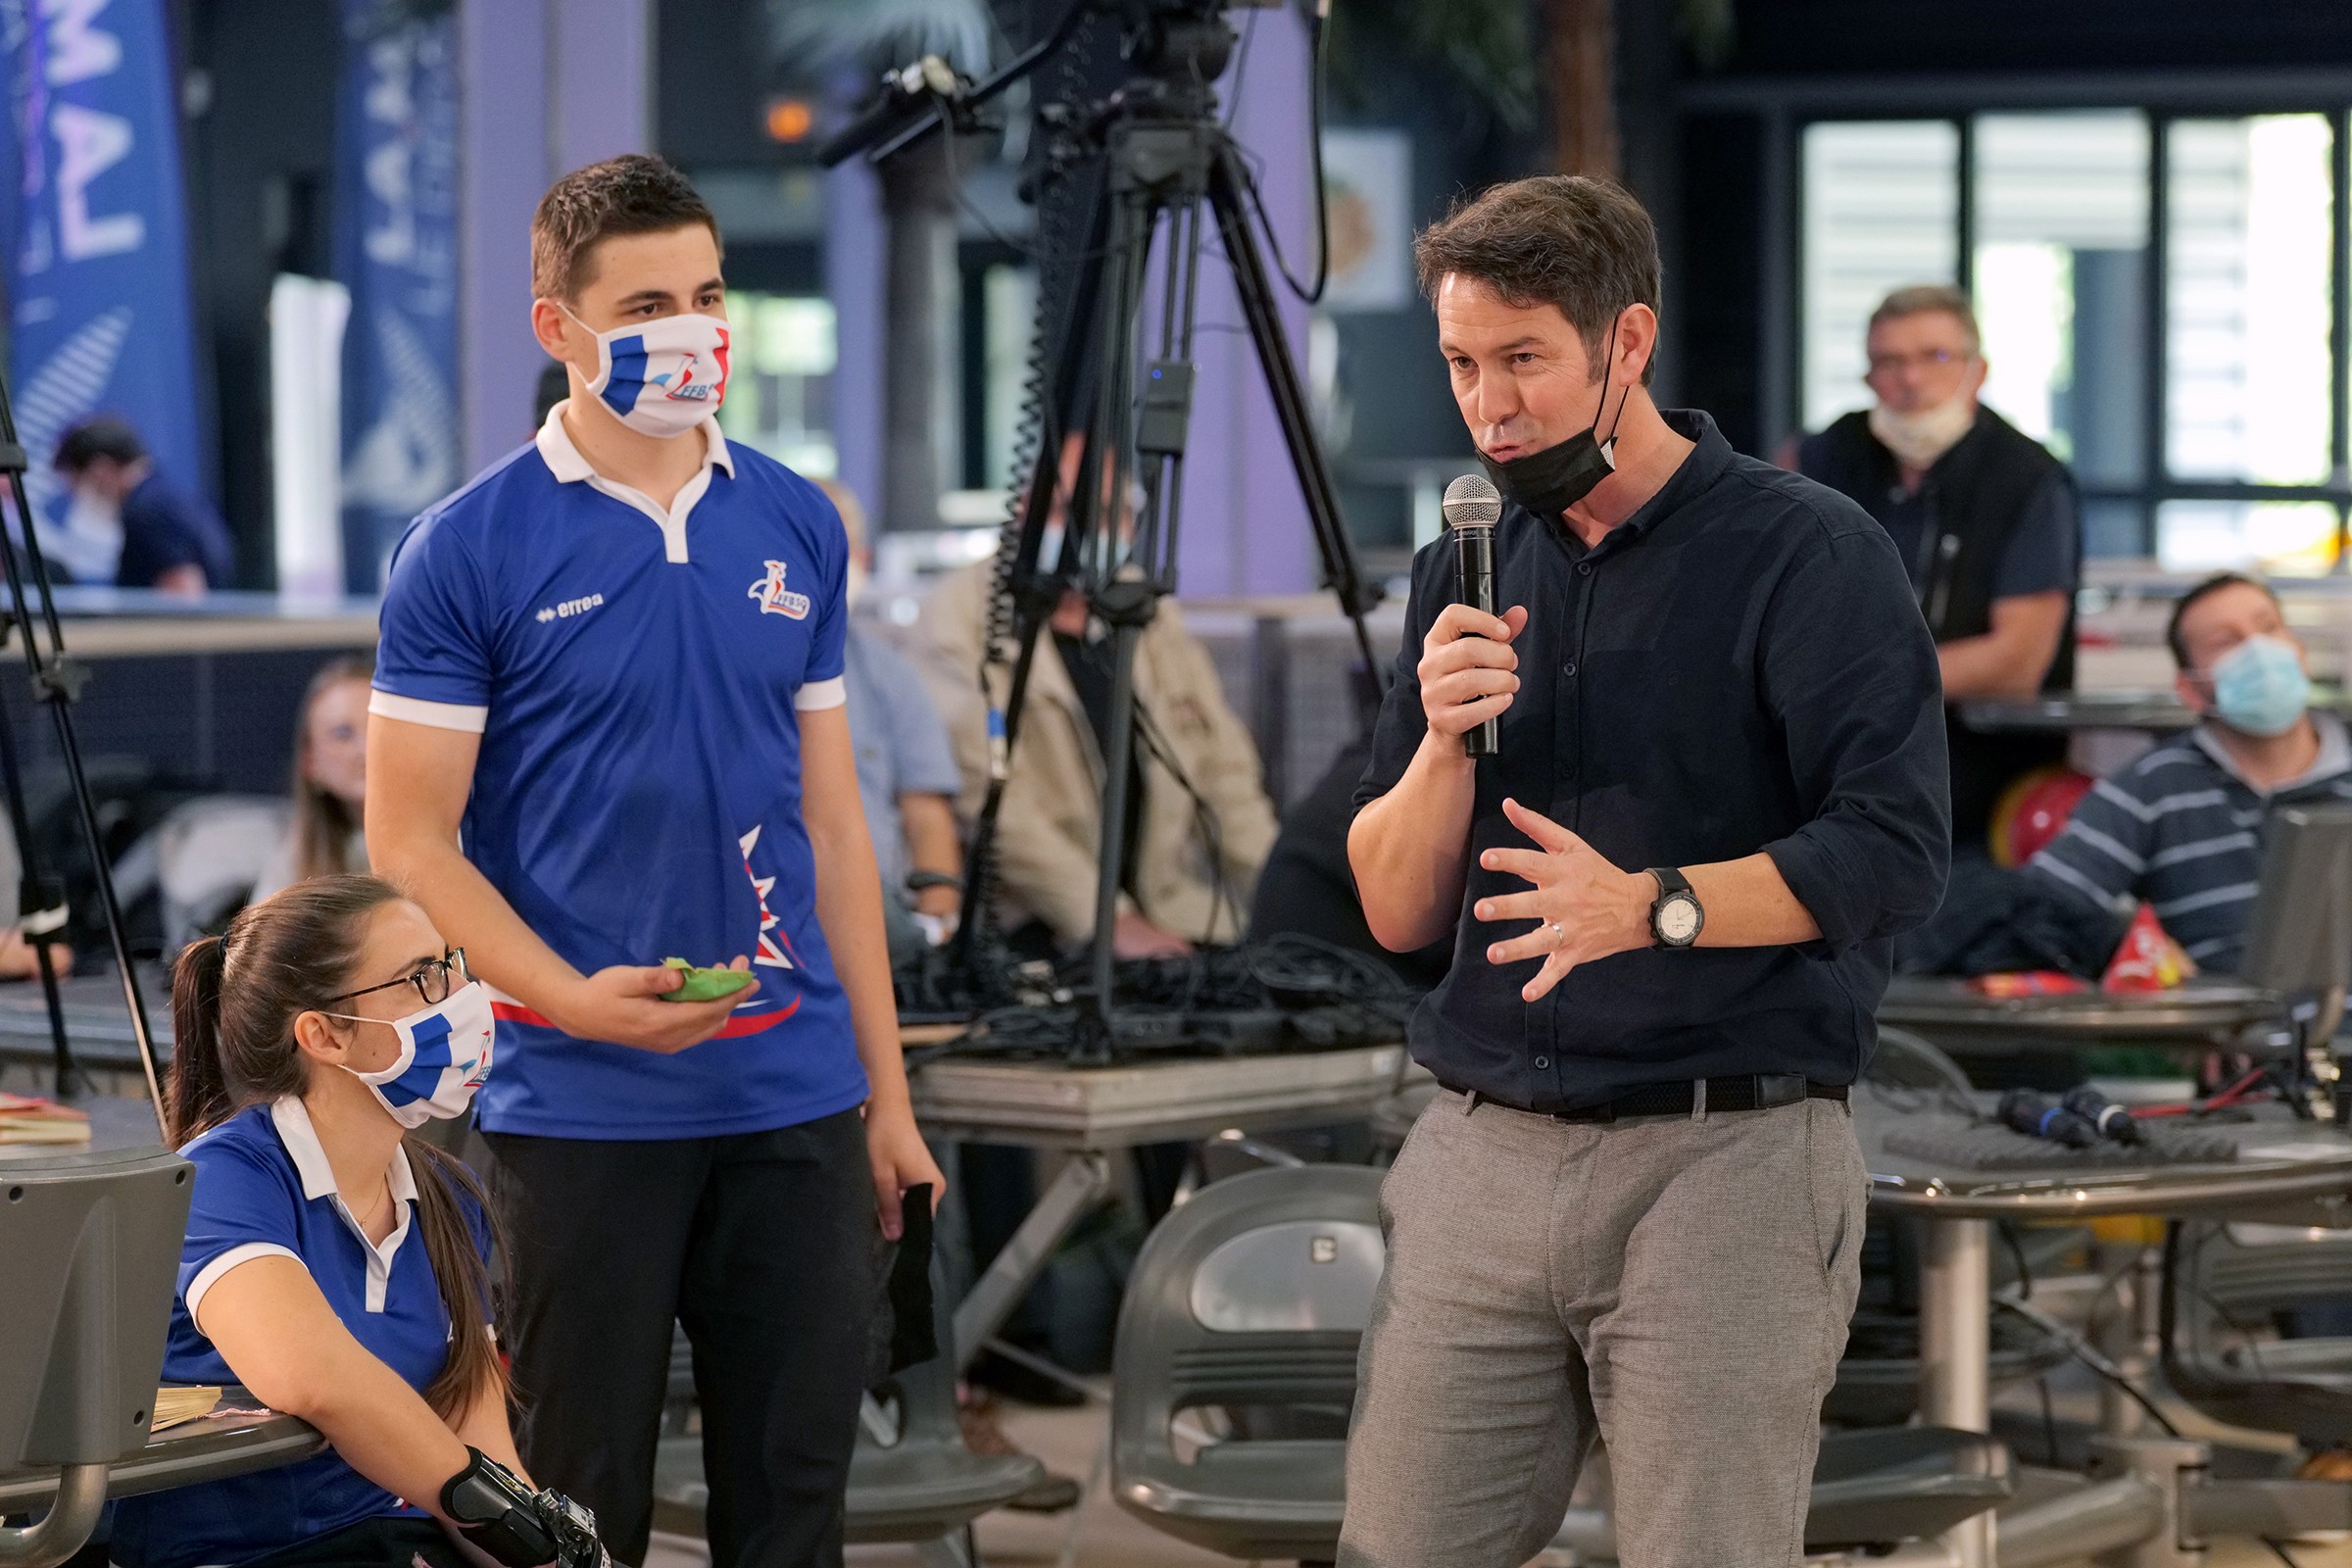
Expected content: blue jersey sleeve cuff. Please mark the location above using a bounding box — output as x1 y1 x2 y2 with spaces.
183 1242 305 1330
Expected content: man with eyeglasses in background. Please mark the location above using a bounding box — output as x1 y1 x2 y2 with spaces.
1793 284 2082 851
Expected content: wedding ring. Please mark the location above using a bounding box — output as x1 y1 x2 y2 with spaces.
1548 921 1564 941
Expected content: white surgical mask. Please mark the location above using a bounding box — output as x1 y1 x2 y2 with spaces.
327 981 496 1129
1869 394 1977 472
562 304 731 438
51 484 125 584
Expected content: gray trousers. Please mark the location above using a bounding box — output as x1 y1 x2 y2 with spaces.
1337 1088 1868 1568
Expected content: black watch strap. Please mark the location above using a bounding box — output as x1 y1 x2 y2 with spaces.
1645 866 1703 950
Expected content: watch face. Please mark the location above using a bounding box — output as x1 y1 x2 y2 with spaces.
1657 895 1701 945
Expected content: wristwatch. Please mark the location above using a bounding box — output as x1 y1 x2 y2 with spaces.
905 870 962 894
1645 867 1703 950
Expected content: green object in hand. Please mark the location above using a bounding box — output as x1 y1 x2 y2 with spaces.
660 957 756 1004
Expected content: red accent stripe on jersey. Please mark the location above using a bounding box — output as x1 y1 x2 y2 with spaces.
490 996 801 1037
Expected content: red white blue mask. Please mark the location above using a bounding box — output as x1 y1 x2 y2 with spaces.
562 304 731 438
327 981 495 1130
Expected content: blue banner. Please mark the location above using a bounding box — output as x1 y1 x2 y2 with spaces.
334 0 459 591
3 0 207 571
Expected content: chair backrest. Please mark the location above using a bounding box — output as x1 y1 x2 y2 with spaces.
1868 1027 1973 1096
0 1146 193 1466
1112 1164 1384 1479
2242 802 2352 995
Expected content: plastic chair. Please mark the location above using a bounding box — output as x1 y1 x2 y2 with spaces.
1113 1162 2009 1564
652 1261 1042 1563
2162 1218 2352 1445
1111 1163 1378 1563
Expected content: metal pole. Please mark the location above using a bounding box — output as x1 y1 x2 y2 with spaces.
1919 1216 1993 1568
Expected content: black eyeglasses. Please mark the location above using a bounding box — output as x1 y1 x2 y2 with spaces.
324 949 469 1008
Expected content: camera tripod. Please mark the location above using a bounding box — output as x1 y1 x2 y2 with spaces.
0 369 168 1131
828 0 1385 1061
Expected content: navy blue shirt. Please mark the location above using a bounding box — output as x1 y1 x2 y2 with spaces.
1353 411 1950 1110
117 471 234 588
111 1099 492 1568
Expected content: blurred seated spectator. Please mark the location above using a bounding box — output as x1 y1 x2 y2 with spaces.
252 657 373 901
52 416 234 595
916 436 1277 957
2027 573 2352 975
0 813 68 981
816 479 964 964
1249 730 1449 990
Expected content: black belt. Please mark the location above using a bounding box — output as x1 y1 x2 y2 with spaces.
1439 1073 1847 1124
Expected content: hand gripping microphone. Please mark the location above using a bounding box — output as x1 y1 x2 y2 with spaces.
1997 1089 2100 1151
1443 472 1504 759
2062 1085 2144 1145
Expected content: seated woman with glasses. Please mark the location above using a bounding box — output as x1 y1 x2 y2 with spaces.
112 876 612 1568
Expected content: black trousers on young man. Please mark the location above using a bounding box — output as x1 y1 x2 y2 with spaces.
484 1106 875 1568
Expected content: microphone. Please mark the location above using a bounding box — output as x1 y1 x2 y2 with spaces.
1443 473 1503 759
2062 1086 2144 1145
1997 1090 2100 1150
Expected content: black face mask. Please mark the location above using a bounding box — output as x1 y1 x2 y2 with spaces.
1477 320 1632 520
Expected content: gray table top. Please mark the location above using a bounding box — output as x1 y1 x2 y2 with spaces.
0 968 173 1073
1958 688 2352 733
1856 1088 2352 1222
0 1092 169 1160
1878 974 2280 1045
0 1396 321 1509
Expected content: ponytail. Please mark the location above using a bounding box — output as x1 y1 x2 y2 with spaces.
167 936 234 1146
407 1137 511 1421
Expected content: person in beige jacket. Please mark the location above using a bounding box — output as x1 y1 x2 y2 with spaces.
916 534 1278 958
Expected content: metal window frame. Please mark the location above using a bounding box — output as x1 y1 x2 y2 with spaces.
1723 72 2352 566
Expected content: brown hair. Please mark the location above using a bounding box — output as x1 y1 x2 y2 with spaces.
531 154 720 303
1870 283 1982 358
290 656 372 883
169 876 507 1423
2166 571 2278 670
1413 174 1662 385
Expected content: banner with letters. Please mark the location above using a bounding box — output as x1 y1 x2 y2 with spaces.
0 0 208 573
333 0 459 591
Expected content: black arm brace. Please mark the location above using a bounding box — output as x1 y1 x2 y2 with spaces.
440 1446 608 1568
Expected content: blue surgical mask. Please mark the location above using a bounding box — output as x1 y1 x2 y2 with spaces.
2209 635 2311 739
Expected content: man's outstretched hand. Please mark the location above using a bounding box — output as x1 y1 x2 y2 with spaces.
1475 798 1653 1002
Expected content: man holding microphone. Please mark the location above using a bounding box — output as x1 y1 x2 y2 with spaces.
1341 176 1950 1566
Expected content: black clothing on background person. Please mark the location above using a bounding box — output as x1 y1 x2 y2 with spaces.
116 471 235 588
1251 734 1450 990
1354 410 1949 1113
485 1107 874 1568
1799 406 2080 845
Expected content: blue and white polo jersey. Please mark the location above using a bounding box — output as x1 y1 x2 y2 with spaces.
110 1098 492 1568
371 405 867 1140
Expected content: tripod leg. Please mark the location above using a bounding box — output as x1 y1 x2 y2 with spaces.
1205 145 1384 686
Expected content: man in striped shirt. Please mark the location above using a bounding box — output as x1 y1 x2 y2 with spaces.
2028 572 2352 973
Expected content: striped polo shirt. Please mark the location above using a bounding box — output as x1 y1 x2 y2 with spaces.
2027 714 2352 974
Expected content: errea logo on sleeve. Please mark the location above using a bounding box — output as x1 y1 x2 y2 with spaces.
534 593 605 624
748 561 811 619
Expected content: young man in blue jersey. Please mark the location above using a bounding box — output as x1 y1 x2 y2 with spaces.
367 155 944 1568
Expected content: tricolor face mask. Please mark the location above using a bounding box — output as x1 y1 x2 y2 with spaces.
325 981 496 1130
561 304 731 439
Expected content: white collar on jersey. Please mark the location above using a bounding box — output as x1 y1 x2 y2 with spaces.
270 1094 419 1206
534 397 735 483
